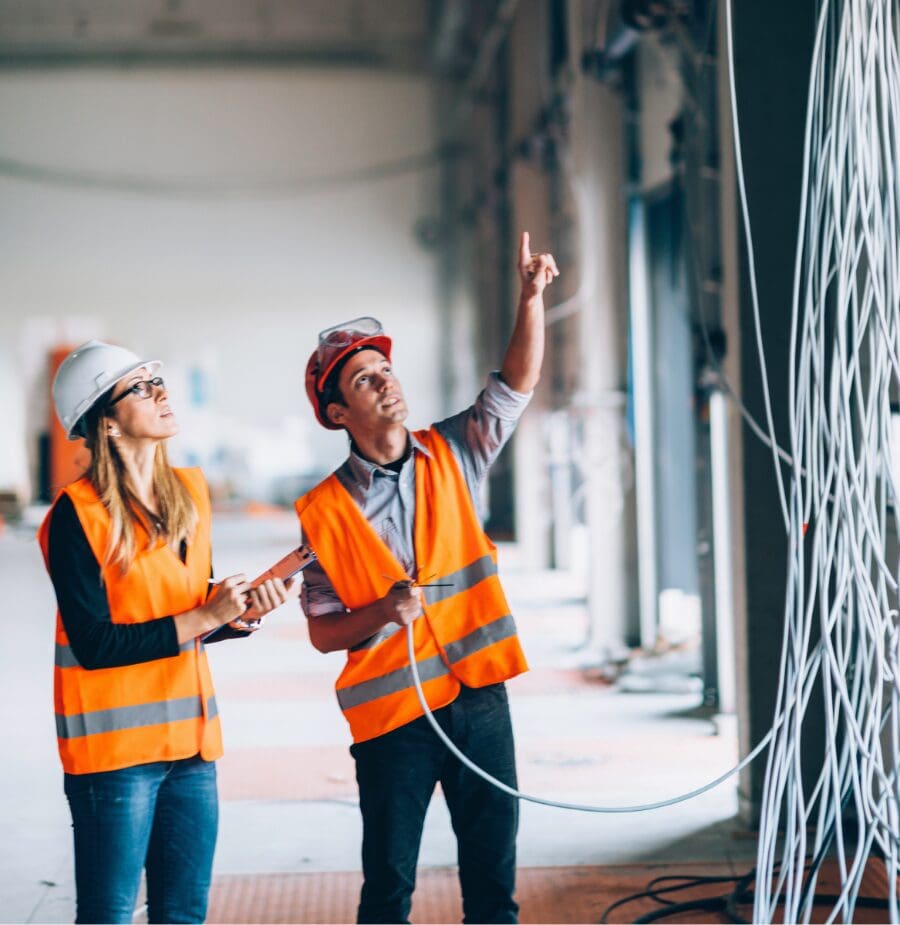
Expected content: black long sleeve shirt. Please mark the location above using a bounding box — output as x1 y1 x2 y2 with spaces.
47 493 243 670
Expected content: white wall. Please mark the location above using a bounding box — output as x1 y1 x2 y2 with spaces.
0 67 441 500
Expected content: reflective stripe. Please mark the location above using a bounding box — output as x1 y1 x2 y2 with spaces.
337 653 450 711
55 638 198 669
422 555 497 606
55 643 81 669
56 694 217 740
350 558 500 652
337 613 517 710
443 613 517 663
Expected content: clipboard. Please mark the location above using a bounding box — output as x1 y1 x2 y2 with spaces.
201 544 318 638
234 544 317 626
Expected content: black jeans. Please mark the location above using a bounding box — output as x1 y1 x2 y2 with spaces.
350 682 519 924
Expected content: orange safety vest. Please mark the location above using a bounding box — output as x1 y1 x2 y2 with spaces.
296 427 528 743
37 468 223 775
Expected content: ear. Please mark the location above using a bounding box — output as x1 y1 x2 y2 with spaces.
326 402 347 427
104 417 121 438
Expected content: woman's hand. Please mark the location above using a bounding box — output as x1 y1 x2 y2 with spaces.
243 577 301 623
174 573 250 643
205 574 252 623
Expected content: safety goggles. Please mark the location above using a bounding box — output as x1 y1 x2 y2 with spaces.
107 376 165 407
315 316 389 390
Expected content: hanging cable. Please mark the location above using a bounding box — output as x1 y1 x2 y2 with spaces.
741 0 900 920
406 622 774 813
405 16 900 925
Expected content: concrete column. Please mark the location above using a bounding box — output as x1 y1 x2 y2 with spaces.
504 0 555 566
566 2 637 647
724 0 819 822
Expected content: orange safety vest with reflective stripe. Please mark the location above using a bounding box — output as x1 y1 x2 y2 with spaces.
37 468 223 775
296 427 528 743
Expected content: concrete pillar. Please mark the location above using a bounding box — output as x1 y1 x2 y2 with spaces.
563 1 637 646
724 0 819 822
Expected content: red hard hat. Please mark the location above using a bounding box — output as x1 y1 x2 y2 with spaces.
305 317 392 430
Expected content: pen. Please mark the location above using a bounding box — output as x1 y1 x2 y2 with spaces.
381 574 452 589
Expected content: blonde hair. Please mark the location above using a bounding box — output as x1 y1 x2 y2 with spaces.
83 402 198 573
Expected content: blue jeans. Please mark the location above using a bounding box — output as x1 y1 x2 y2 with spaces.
351 683 519 924
63 755 218 924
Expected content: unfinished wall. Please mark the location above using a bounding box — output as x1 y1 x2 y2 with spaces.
0 67 440 501
436 0 637 639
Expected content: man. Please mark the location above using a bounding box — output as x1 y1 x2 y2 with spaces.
296 232 559 924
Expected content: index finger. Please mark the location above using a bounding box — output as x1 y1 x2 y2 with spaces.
518 230 531 267
222 573 248 588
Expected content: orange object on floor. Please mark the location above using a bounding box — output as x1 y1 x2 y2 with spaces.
48 345 90 492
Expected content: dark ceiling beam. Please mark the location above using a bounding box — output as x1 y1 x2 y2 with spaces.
0 44 428 70
0 0 432 71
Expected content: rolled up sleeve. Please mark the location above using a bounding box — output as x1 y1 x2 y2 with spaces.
436 371 532 494
480 370 533 421
299 528 347 618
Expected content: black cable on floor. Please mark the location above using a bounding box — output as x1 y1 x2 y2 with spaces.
599 865 890 923
599 874 743 923
632 895 737 923
644 873 739 905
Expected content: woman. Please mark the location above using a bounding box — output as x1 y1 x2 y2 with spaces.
37 340 297 924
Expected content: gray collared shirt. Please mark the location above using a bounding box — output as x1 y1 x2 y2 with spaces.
300 371 531 618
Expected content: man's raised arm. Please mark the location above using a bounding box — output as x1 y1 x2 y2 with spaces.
499 230 560 393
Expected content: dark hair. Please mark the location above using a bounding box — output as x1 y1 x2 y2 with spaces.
319 345 387 426
319 361 348 418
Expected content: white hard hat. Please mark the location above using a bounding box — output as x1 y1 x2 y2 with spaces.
52 340 161 440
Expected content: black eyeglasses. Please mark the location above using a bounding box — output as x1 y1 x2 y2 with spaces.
108 377 165 407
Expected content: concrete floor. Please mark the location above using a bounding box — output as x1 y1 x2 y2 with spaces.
2 510 755 924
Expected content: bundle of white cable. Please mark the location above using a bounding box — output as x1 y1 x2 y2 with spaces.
404 3 900 921
744 1 900 921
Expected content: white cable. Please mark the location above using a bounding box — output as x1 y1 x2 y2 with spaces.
406 622 774 813
396 6 900 924
746 0 900 920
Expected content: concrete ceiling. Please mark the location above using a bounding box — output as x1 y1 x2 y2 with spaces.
0 0 445 69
